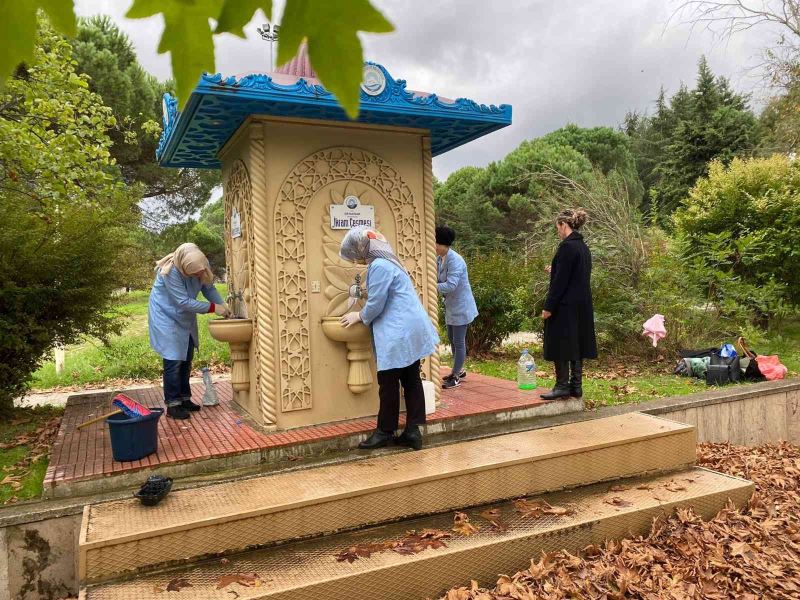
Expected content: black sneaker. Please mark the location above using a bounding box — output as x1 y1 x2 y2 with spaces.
458 370 467 379
167 405 191 419
442 376 461 389
181 399 201 412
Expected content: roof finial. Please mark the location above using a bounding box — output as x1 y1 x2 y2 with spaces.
274 42 317 79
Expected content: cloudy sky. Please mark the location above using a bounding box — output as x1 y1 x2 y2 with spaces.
75 0 769 180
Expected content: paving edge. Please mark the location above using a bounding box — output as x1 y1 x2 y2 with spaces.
42 398 584 500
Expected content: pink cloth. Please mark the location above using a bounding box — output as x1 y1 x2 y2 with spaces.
642 314 667 347
757 355 788 380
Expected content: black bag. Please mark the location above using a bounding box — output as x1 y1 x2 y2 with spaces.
705 351 740 385
737 336 766 382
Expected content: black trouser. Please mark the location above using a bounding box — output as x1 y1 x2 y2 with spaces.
163 340 194 407
376 360 426 433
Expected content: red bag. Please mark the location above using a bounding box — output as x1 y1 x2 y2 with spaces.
756 355 788 381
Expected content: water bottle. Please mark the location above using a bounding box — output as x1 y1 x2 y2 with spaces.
517 349 536 390
201 367 219 406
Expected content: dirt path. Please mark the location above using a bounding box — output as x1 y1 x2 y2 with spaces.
15 374 231 408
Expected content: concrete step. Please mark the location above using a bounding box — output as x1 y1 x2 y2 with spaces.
80 467 753 600
79 413 696 583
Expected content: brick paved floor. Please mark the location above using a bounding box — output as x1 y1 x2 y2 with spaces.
45 374 552 489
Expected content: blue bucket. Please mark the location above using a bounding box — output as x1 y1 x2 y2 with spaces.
106 408 163 462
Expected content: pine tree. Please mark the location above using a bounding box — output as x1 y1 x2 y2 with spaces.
626 56 760 223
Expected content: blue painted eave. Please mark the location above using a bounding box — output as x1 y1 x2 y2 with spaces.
157 63 512 169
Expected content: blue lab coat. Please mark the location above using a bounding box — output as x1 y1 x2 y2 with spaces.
148 268 224 361
359 259 439 372
437 249 478 326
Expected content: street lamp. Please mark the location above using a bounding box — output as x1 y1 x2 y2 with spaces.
256 23 280 70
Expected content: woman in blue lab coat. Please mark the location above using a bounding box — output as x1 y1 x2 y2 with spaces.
340 227 439 451
148 243 230 420
435 225 478 389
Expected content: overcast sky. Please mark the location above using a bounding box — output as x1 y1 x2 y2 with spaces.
75 0 769 180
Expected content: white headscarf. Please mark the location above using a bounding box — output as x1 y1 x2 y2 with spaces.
339 226 406 273
155 243 214 285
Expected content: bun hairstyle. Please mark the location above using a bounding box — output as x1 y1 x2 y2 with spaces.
435 225 456 246
556 208 587 230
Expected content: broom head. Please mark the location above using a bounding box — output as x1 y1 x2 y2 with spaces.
112 393 152 418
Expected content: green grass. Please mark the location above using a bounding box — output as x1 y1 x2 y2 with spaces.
31 285 230 389
0 406 63 504
444 319 800 408
449 356 708 407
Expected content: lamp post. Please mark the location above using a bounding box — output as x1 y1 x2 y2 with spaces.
256 23 280 70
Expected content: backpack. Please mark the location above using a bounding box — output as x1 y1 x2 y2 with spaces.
705 344 741 386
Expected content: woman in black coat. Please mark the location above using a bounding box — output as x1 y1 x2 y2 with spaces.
540 208 597 400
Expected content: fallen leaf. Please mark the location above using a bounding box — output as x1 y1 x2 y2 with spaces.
166 577 192 591
664 482 687 492
216 573 263 589
609 484 630 492
335 548 360 563
452 511 480 536
478 508 502 520
729 541 754 557
603 496 632 508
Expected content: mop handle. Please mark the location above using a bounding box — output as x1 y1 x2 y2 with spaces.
76 409 123 429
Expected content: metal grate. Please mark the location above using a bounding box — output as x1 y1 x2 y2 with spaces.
80 413 695 582
81 467 752 600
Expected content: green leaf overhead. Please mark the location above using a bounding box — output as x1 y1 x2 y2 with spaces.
215 0 273 37
127 0 222 109
2 0 393 116
0 0 76 85
278 0 394 119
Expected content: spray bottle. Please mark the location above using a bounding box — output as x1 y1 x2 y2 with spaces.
201 367 219 406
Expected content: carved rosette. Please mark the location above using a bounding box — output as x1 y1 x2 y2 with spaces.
274 148 424 413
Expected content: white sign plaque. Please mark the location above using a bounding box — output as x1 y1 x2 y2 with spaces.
330 196 375 230
231 208 242 238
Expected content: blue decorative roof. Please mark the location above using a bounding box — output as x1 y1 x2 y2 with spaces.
157 63 512 169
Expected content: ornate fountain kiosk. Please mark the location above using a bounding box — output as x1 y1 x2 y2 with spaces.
156 49 511 430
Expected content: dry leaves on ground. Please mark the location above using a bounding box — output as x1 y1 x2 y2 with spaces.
453 511 480 536
513 499 574 519
2 415 62 504
438 442 800 600
215 572 264 589
335 528 452 563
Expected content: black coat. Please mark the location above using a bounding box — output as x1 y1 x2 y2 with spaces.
542 232 598 361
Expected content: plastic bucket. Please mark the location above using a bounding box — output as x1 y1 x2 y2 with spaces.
106 408 163 462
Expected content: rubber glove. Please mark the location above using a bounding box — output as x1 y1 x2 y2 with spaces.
340 312 361 328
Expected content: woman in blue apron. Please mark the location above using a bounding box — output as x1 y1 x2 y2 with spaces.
435 225 478 389
148 243 230 419
339 227 439 451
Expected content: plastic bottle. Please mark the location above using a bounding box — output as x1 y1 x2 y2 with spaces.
201 367 219 406
517 349 537 390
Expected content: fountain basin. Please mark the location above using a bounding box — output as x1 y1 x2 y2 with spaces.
208 318 253 344
321 317 373 394
320 317 371 343
207 318 253 394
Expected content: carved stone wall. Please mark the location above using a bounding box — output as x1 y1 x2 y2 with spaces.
224 160 254 315
274 147 424 413
223 160 263 415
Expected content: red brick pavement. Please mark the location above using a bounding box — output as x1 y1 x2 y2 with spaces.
44 374 552 489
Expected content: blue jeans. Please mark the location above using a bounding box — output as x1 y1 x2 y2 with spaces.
163 340 194 407
447 324 468 377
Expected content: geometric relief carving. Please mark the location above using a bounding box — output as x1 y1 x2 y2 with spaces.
223 160 260 397
274 147 423 413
